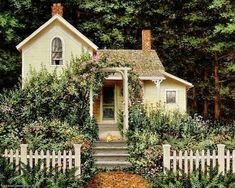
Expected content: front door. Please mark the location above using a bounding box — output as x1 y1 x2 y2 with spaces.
102 86 115 121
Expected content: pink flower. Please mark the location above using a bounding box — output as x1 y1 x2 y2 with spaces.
93 53 100 62
91 67 96 72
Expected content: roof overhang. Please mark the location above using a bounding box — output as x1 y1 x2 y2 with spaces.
139 76 165 81
162 71 194 88
16 15 98 52
105 75 166 81
101 69 193 89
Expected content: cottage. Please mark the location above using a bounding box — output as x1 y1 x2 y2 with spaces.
16 3 193 140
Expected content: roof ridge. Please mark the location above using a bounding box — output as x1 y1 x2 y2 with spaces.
16 15 98 51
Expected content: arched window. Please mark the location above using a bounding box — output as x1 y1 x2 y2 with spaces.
51 37 63 65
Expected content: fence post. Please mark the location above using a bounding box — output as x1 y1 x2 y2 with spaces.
20 144 28 164
163 144 171 173
20 144 28 174
217 144 225 175
74 144 82 176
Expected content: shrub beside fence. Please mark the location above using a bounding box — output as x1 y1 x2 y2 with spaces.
163 144 235 175
2 144 82 176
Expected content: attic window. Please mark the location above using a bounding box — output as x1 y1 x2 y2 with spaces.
51 37 63 65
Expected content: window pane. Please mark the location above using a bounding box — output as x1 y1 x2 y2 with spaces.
166 91 176 103
103 107 115 119
103 87 114 104
51 37 63 65
52 38 62 52
103 86 115 120
52 52 62 59
52 59 63 65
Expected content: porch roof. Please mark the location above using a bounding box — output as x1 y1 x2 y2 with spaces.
98 50 165 77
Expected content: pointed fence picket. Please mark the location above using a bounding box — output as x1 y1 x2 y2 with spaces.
163 144 235 175
2 144 82 176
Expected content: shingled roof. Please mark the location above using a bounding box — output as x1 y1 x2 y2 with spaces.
98 50 165 77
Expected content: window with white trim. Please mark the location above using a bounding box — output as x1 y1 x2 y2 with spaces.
51 37 63 65
166 90 176 103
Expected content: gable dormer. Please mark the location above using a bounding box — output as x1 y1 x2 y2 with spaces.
16 3 98 81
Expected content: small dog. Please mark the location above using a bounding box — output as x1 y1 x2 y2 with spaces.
106 133 120 142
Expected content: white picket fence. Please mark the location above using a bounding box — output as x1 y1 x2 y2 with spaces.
2 144 82 176
163 144 235 175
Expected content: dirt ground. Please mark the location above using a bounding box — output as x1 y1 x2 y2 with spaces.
86 171 149 188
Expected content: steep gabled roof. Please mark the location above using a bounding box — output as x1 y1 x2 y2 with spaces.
98 50 165 77
16 15 98 51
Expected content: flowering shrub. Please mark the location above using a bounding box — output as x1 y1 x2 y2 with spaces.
0 53 143 182
0 54 106 183
0 55 103 149
126 103 235 180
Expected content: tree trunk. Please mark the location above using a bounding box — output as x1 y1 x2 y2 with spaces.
192 87 197 113
203 68 209 119
203 99 209 118
214 54 220 120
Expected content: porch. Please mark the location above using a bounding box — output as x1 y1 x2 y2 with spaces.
89 67 166 141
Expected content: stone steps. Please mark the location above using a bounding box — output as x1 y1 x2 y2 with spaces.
93 141 131 168
95 161 131 168
95 141 126 147
93 153 129 161
98 123 122 141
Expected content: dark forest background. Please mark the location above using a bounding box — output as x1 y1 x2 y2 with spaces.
0 0 234 122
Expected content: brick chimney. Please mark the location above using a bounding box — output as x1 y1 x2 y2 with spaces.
142 29 151 51
51 3 63 17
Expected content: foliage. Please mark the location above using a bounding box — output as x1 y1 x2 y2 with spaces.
0 1 25 90
153 0 235 121
0 156 84 187
151 168 235 188
22 119 84 151
0 156 17 185
0 50 21 91
126 103 235 179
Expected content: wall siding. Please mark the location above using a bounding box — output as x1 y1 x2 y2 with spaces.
143 78 187 113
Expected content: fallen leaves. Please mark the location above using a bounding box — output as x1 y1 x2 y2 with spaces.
87 171 149 188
